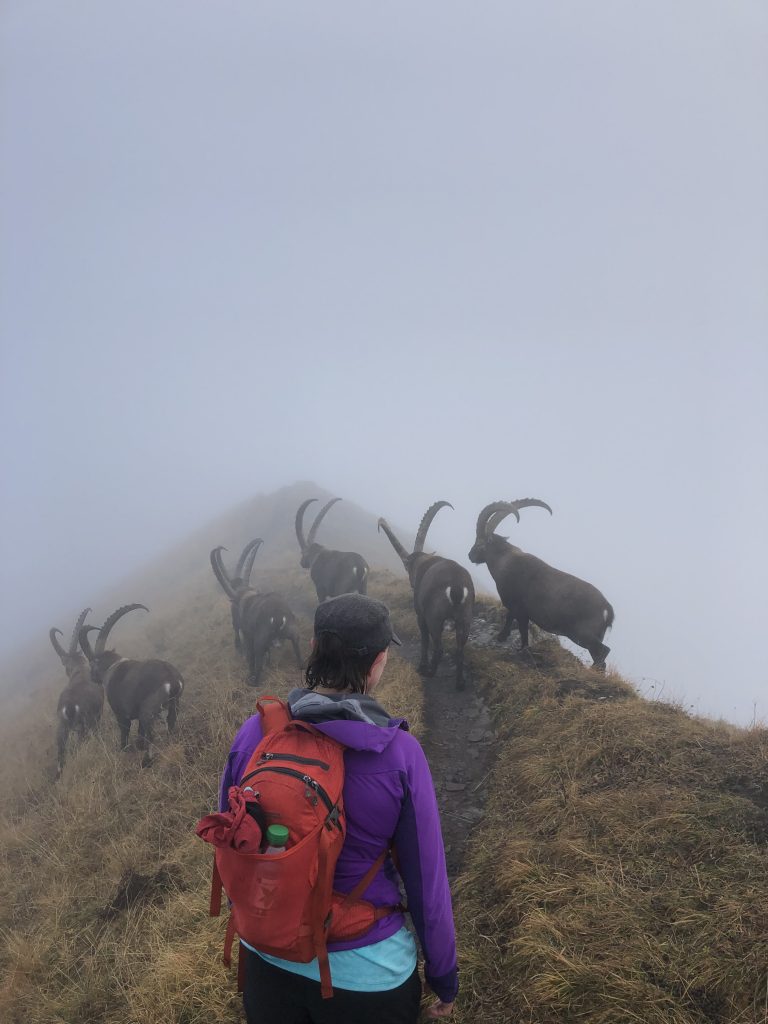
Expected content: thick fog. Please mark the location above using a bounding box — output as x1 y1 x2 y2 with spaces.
1 2 766 723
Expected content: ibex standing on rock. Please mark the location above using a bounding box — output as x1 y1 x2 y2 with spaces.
50 608 103 777
469 499 614 670
210 544 303 686
295 498 369 602
378 501 475 690
81 604 183 765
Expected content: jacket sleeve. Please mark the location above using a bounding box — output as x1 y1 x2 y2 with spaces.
392 737 458 1004
219 714 263 812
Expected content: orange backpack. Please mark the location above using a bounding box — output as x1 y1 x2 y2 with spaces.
197 696 402 998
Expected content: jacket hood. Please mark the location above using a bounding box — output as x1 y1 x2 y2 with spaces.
287 687 409 753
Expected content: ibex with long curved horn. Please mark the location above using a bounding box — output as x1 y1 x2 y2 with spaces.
468 499 614 670
379 502 475 689
210 538 263 652
210 543 303 685
295 498 369 602
50 607 103 777
81 605 184 765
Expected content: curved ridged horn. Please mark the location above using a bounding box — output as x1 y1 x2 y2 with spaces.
94 604 148 656
49 628 67 660
234 539 262 582
69 608 91 655
241 539 263 587
377 518 410 565
295 499 317 551
414 501 454 553
476 502 520 540
307 498 341 547
483 498 553 538
210 547 236 599
79 625 100 662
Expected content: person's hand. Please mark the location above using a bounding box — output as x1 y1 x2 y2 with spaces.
423 998 455 1018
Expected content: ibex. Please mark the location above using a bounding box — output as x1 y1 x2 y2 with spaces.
210 538 263 652
378 501 475 690
81 604 184 764
469 499 615 670
210 544 303 685
295 498 369 602
50 607 103 777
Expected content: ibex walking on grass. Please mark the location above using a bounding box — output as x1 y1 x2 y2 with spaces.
210 543 303 685
295 498 369 602
378 501 474 690
50 607 103 777
469 499 614 670
81 604 183 765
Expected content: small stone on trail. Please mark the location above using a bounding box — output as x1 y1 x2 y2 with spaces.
445 782 467 792
468 728 485 742
463 807 485 825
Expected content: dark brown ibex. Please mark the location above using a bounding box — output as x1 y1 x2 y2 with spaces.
210 544 303 686
50 607 103 777
210 538 263 652
82 604 183 765
378 501 475 689
295 498 369 602
468 499 614 670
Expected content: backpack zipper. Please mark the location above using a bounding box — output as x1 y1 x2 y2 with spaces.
259 752 330 770
240 765 336 817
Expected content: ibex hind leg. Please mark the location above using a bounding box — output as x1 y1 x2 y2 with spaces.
286 627 303 669
455 626 469 692
166 695 179 733
587 640 610 673
497 608 517 643
138 715 156 768
428 631 444 678
117 718 132 750
231 608 242 653
247 647 267 687
417 616 431 676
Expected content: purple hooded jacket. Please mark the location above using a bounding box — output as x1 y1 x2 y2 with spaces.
219 688 459 1004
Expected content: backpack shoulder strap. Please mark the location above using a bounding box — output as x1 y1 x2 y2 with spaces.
256 695 291 735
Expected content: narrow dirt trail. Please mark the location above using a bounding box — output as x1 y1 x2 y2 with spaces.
398 627 498 877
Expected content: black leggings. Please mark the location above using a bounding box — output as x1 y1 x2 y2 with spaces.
242 947 423 1024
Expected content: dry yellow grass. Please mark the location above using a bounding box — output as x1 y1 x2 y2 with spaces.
0 565 424 1024
2 515 766 1023
452 643 768 1024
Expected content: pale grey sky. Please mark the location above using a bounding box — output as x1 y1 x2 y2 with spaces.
1 1 766 722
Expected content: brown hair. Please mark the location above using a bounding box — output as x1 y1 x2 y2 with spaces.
304 630 383 694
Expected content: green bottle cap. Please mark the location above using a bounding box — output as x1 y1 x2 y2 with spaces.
266 824 289 847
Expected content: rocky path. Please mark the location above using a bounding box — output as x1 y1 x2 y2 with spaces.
399 620 499 876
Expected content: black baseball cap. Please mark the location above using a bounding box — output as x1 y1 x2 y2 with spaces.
314 594 402 655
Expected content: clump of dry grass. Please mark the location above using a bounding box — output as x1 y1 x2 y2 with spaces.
0 566 425 1024
452 645 768 1024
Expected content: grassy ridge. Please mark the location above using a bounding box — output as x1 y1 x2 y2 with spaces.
454 643 768 1024
0 568 423 1024
2 518 766 1022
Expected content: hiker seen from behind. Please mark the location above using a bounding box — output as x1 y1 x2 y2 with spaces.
200 593 458 1022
